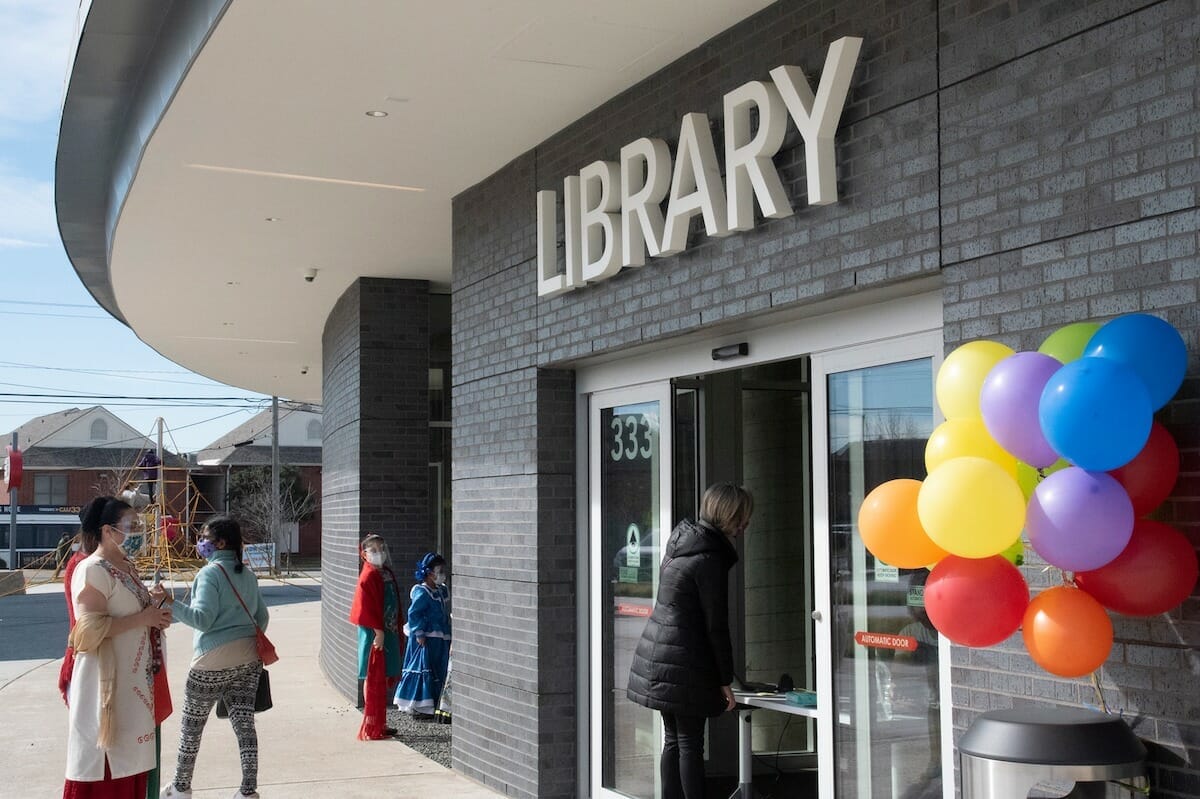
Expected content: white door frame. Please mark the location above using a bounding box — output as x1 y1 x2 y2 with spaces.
589 381 674 799
578 289 944 799
809 330 951 799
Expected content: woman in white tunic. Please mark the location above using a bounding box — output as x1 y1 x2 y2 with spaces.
64 496 172 799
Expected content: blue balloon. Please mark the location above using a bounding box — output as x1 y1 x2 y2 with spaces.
1038 358 1153 471
1084 313 1187 410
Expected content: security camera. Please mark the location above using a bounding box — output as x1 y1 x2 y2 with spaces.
304 268 318 283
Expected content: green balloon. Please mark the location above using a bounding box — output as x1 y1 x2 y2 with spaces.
1000 536 1025 567
1038 322 1100 364
1016 458 1068 501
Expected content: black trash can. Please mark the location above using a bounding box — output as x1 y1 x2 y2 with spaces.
959 707 1146 798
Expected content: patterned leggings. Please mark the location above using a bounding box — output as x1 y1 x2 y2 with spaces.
170 662 261 794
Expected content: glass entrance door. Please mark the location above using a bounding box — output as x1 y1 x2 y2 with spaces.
811 333 945 799
590 383 673 799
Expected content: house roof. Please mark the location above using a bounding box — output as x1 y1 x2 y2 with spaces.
195 407 322 466
21 447 189 469
13 407 93 448
8 407 187 469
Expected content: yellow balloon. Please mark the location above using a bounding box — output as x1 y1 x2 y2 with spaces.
935 340 1015 420
925 418 1018 479
1015 458 1069 501
917 456 1025 558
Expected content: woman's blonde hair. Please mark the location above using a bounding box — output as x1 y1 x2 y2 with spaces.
699 483 753 534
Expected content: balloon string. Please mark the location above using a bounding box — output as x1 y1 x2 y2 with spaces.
1089 671 1109 714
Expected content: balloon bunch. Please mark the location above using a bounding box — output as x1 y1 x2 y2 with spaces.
857 314 1198 678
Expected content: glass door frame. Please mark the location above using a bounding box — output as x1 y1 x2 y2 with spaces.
809 331 952 799
589 381 674 799
577 288 944 799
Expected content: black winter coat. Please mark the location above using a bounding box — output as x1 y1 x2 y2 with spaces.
626 519 738 718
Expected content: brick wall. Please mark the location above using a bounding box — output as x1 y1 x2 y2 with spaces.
450 0 1200 795
320 278 431 699
939 1 1200 794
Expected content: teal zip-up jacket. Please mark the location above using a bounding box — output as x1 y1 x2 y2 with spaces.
173 549 269 656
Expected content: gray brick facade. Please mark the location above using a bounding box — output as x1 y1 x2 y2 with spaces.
448 1 1199 796
320 278 431 700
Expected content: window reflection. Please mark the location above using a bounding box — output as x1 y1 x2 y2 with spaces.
828 358 940 799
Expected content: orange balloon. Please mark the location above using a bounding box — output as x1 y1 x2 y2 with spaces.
1022 586 1113 677
857 479 949 568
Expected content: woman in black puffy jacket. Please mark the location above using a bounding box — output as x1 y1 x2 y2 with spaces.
627 483 753 799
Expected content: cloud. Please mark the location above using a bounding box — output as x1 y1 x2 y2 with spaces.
0 169 55 245
0 1 81 131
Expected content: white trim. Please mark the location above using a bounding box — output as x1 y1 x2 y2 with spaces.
809 329 944 799
576 286 940 393
576 289 944 799
588 383 672 799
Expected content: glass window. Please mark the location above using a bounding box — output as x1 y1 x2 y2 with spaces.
90 418 108 441
598 400 662 799
306 419 322 440
827 358 938 799
35 474 68 505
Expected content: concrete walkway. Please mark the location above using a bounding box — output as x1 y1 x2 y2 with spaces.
0 575 504 799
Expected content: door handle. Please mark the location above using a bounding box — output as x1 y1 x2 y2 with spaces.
811 610 822 621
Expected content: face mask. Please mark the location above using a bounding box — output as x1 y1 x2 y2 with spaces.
120 534 142 558
433 570 448 587
196 539 218 560
365 550 385 567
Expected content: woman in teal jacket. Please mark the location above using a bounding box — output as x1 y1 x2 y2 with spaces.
152 516 268 799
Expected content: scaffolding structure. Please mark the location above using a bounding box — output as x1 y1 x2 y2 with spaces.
119 418 218 579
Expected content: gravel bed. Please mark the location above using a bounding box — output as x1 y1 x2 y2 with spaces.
386 707 451 768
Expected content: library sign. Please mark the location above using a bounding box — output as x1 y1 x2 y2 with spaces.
537 37 863 297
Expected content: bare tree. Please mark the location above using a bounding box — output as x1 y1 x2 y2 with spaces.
227 466 317 564
865 410 920 441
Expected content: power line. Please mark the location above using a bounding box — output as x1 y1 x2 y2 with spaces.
0 310 112 320
0 361 228 387
0 391 269 401
0 361 194 375
0 300 101 309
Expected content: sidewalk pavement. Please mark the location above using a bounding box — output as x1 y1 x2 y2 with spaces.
0 575 505 799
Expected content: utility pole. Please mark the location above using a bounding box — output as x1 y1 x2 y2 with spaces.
271 396 280 574
7 432 16 569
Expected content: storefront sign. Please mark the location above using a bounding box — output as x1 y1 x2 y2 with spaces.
855 631 918 651
537 36 863 297
0 504 83 515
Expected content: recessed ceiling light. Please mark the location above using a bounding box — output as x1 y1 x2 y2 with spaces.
226 281 240 286
365 110 388 118
265 217 281 222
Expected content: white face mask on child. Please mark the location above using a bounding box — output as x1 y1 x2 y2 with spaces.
365 550 385 567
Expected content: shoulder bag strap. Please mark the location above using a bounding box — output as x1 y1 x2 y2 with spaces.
213 562 263 632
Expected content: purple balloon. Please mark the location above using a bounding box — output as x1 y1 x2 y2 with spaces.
980 352 1062 468
1027 468 1134 572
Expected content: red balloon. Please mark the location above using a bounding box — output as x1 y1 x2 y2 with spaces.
1023 586 1113 677
1075 519 1198 616
925 555 1029 646
1108 422 1179 516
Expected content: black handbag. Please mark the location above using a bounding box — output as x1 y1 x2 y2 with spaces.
215 668 272 718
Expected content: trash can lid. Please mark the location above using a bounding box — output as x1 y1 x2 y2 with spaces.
959 707 1146 765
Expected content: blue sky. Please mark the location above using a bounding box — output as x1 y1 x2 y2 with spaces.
0 1 271 454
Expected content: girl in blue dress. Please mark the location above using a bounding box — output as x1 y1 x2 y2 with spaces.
394 552 451 718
